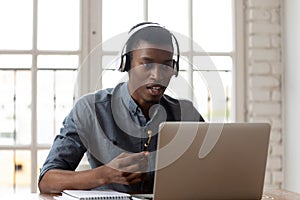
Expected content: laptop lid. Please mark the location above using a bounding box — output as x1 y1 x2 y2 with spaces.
153 122 271 200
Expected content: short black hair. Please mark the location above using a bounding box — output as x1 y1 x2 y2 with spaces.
125 22 174 55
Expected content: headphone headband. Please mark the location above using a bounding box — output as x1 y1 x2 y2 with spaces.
127 22 163 40
119 22 180 76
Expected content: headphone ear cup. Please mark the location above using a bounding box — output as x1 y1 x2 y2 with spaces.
119 54 126 72
119 54 131 72
124 54 131 72
173 59 179 76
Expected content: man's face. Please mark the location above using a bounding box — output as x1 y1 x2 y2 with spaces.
128 40 175 106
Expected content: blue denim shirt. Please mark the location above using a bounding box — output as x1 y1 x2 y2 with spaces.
39 82 204 193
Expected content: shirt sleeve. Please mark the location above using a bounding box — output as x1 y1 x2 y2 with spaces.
38 110 87 182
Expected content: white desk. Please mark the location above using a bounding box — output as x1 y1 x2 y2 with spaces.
3 189 300 200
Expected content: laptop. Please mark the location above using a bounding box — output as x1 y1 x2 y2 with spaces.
148 122 271 200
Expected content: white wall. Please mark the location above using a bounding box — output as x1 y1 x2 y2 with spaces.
245 0 283 189
283 0 300 193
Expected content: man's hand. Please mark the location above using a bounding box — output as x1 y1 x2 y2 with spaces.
39 151 150 193
98 151 150 185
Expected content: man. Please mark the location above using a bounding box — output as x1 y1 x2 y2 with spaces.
38 22 204 194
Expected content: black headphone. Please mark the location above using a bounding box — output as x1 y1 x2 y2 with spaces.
118 22 180 77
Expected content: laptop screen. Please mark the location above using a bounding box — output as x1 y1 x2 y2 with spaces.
153 122 270 200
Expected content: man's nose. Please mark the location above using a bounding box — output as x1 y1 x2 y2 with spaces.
149 64 162 79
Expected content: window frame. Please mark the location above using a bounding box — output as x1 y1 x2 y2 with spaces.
0 0 81 193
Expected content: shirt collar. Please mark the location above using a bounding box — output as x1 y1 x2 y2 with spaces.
120 82 163 121
121 82 141 115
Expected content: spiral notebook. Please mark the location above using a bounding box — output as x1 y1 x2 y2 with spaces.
55 190 131 200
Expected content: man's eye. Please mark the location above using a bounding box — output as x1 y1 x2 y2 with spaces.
158 63 173 71
163 63 173 69
143 63 154 68
142 63 173 71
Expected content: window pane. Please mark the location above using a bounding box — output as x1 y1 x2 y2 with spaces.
37 150 50 178
101 56 128 89
15 71 32 145
178 56 189 71
220 71 232 121
37 0 80 50
15 151 31 193
0 70 31 145
101 70 128 89
193 71 230 122
193 71 209 120
37 70 76 144
0 71 15 145
54 70 76 136
0 150 31 193
102 0 144 48
148 0 189 53
37 70 55 144
38 55 78 69
102 55 121 70
0 55 32 69
0 0 33 50
0 151 14 193
148 0 189 37
193 0 233 52
165 71 190 101
193 56 232 71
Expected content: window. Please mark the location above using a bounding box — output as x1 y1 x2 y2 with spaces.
0 0 79 193
0 0 243 193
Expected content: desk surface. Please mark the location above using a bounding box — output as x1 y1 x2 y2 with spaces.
3 189 300 200
263 189 300 200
